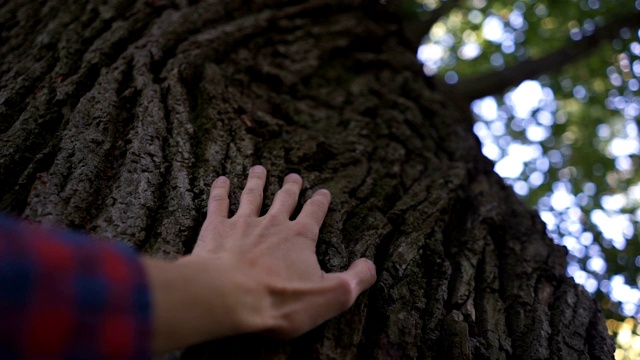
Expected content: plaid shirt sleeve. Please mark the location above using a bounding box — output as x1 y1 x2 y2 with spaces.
0 214 151 360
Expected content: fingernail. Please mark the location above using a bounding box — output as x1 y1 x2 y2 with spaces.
365 259 377 279
363 258 375 268
285 173 301 180
214 176 228 184
317 189 331 195
250 165 266 173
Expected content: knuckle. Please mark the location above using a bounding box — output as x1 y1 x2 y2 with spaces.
211 182 228 190
204 216 226 228
262 212 281 225
294 220 318 239
209 193 228 202
278 187 299 201
334 276 355 311
249 172 267 181
242 187 263 197
307 197 328 210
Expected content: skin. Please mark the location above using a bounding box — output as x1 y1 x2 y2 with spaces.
142 165 377 353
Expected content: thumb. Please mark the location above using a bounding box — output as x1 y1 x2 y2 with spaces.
269 258 377 338
343 258 377 297
325 258 377 313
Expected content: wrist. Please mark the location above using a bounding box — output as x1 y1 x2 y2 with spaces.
142 255 271 353
142 257 207 353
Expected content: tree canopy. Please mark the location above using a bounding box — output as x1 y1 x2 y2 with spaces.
417 0 640 357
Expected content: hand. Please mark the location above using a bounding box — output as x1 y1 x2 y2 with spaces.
145 166 376 353
192 165 377 336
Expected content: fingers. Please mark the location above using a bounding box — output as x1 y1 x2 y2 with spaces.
297 189 331 229
207 176 230 218
340 258 377 299
269 259 377 339
324 258 376 313
268 173 302 218
310 259 377 331
236 165 267 217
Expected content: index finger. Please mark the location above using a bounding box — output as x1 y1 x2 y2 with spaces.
207 176 230 218
296 189 331 228
236 165 267 217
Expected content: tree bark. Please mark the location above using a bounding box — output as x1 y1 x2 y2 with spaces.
0 1 615 359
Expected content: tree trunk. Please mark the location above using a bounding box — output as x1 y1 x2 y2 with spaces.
0 1 615 359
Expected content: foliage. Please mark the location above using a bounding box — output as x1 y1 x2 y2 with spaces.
415 0 640 344
608 317 640 360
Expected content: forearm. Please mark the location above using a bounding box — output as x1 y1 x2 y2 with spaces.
0 214 151 359
142 256 268 353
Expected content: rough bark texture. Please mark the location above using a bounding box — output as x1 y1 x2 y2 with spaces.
0 1 615 359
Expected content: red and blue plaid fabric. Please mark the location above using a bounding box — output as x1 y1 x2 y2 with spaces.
0 214 151 359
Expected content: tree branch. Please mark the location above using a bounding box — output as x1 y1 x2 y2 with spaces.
451 11 640 101
401 0 463 49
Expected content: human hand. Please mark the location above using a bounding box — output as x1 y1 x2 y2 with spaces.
146 166 376 353
192 165 376 336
